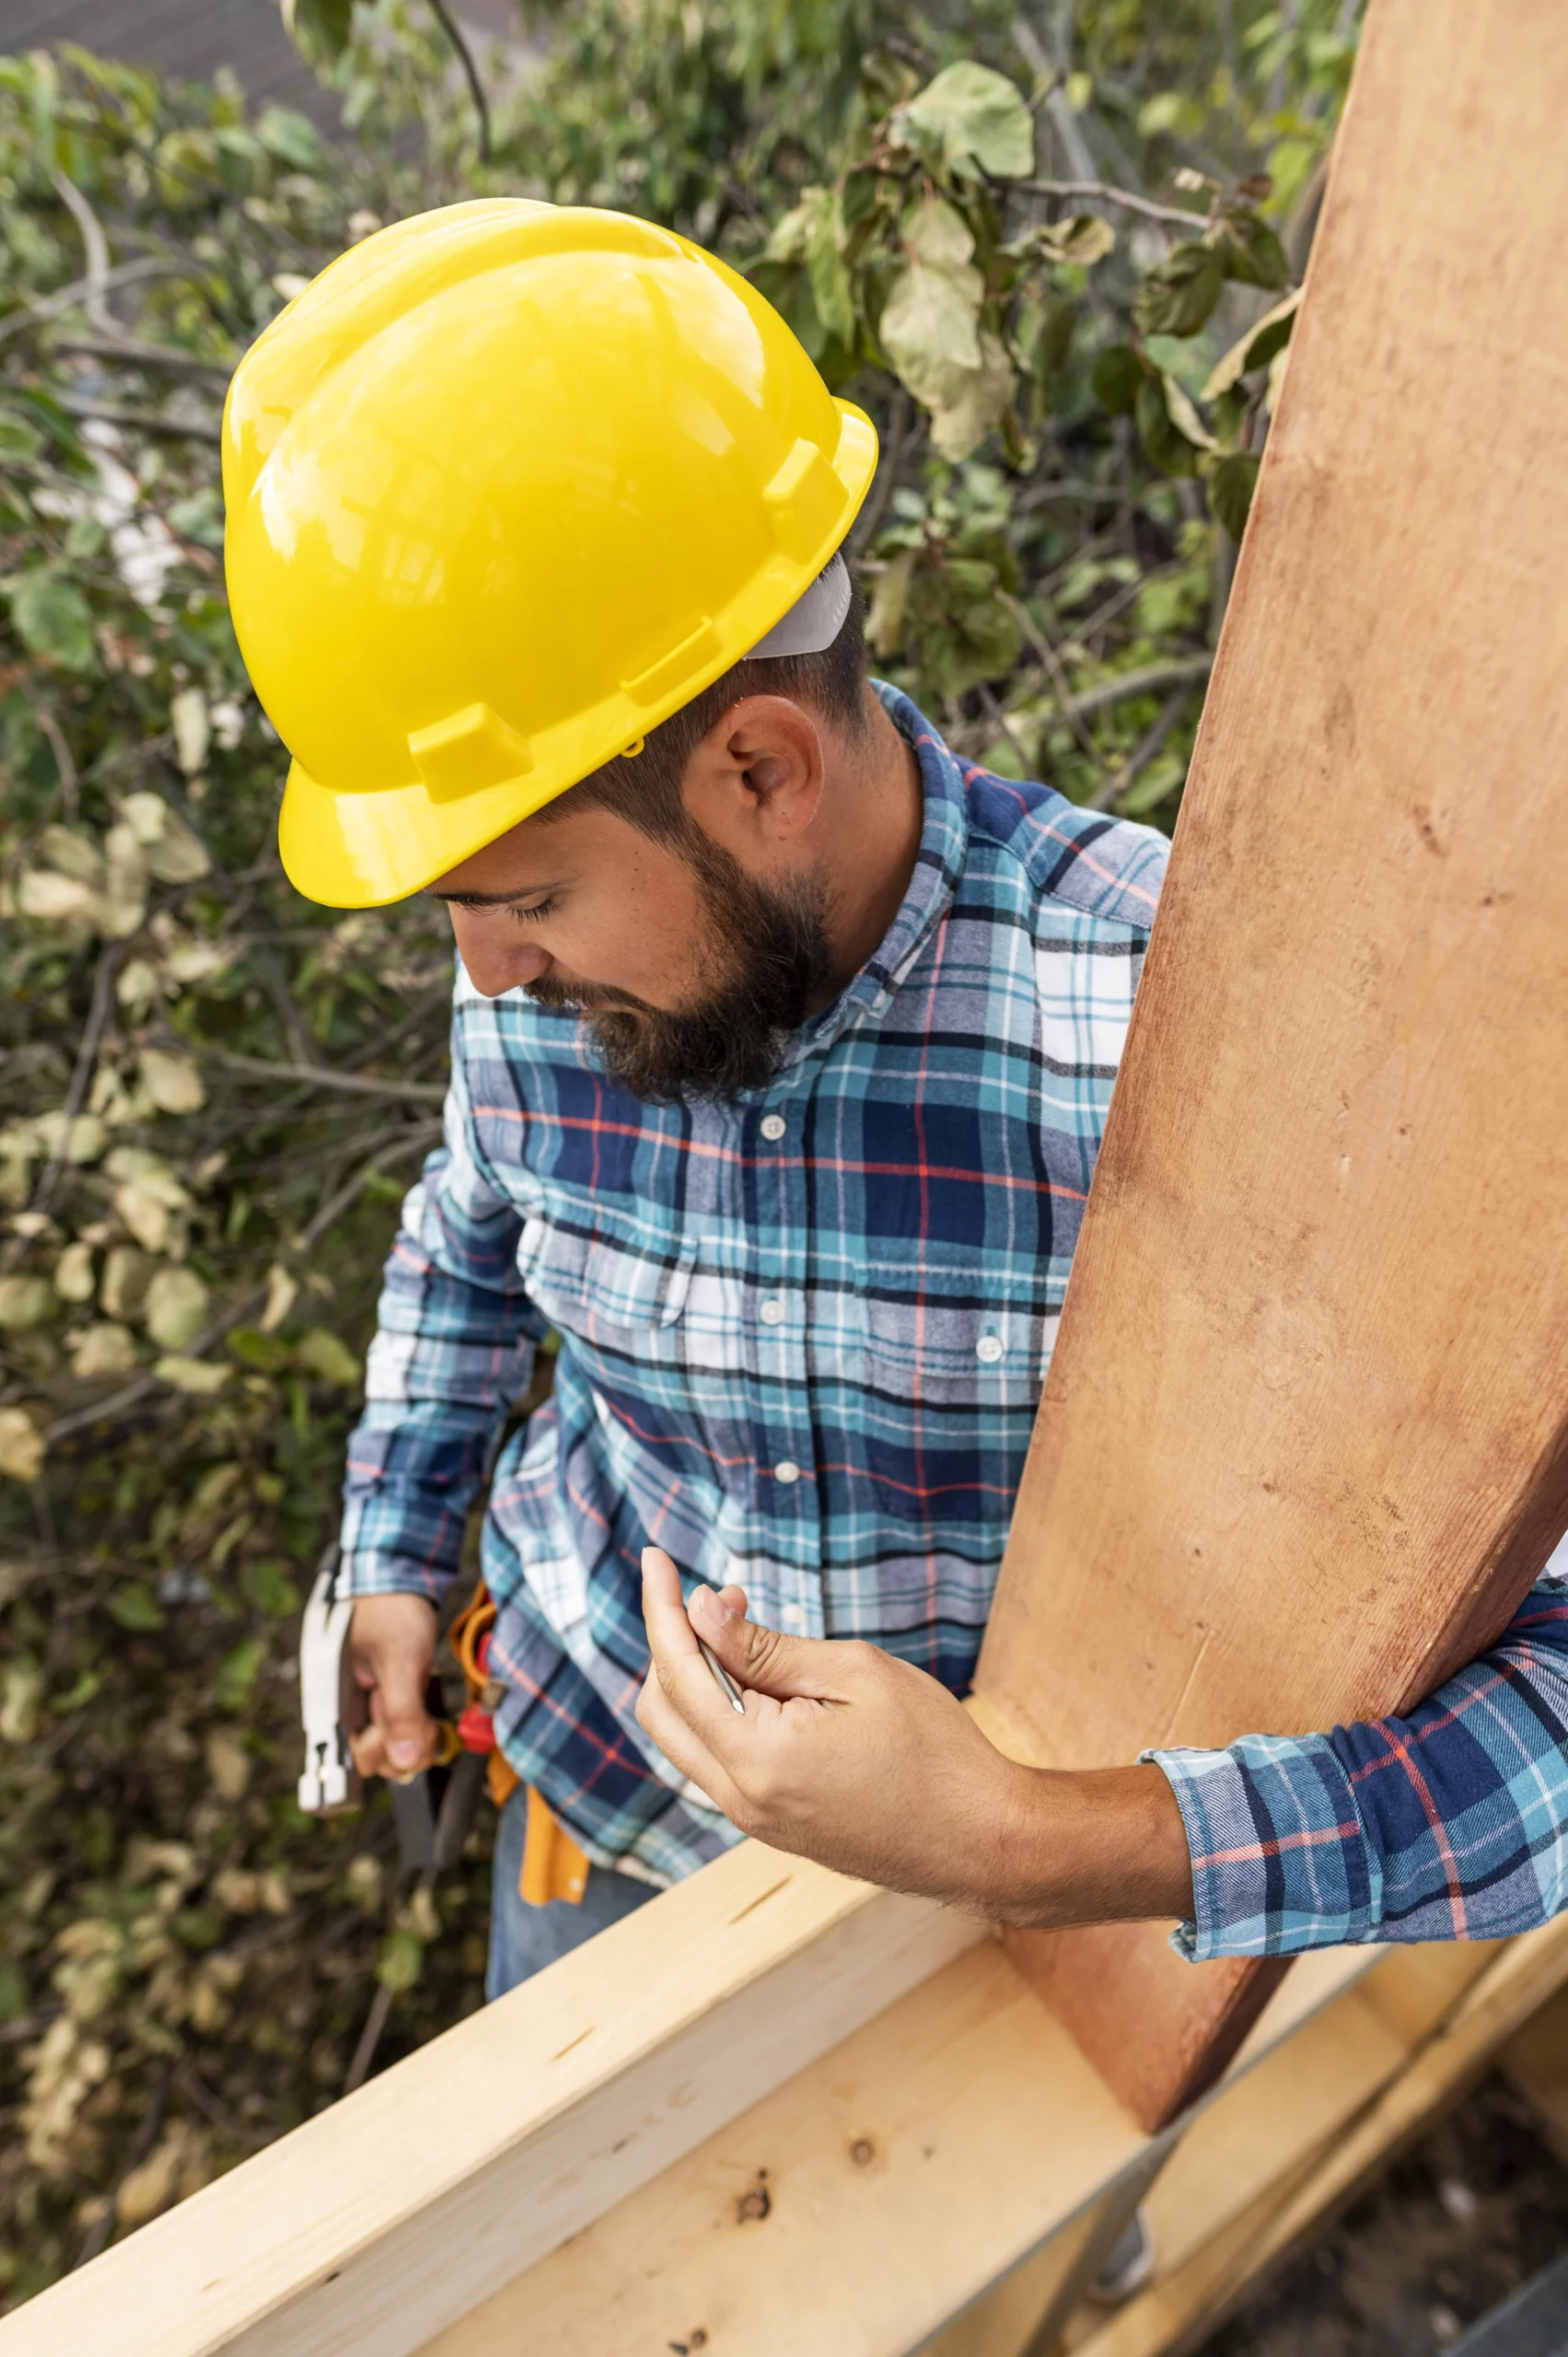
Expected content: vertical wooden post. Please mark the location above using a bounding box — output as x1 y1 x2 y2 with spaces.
974 0 1568 2131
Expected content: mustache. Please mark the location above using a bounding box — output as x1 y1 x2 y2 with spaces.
522 973 655 1017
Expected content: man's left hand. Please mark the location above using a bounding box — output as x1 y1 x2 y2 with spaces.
636 1548 1194 1928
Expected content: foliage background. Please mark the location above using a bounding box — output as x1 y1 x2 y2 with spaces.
0 0 1354 2302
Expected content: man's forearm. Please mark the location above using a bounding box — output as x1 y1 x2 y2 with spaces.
983 1759 1196 1930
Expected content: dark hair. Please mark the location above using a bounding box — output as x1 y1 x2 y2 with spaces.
542 572 869 844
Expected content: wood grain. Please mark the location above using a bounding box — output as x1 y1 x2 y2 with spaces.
976 0 1568 2129
413 1933 1381 2356
0 1846 979 2357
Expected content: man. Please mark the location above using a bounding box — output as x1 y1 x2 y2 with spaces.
227 201 1568 1997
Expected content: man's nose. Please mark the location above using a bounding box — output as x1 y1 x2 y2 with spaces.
454 927 551 998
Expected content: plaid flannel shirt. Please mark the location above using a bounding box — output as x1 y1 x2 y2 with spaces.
341 683 1568 1956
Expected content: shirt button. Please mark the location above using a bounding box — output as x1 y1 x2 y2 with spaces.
976 1334 1005 1364
760 1297 785 1326
780 1601 806 1630
761 1113 786 1142
773 1458 802 1484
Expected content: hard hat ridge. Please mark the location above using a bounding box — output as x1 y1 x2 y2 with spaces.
223 201 877 908
748 553 853 660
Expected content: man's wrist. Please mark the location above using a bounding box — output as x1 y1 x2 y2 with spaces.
983 1758 1196 1931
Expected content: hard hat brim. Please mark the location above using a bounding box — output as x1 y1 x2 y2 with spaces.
277 401 878 909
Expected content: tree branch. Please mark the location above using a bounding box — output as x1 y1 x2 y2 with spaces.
1014 178 1212 231
1088 681 1196 809
50 168 116 334
27 940 124 1225
190 1045 447 1103
428 0 493 162
49 332 234 382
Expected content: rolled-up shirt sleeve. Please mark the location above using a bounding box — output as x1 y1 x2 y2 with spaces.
338 1056 548 1603
1147 1569 1568 1958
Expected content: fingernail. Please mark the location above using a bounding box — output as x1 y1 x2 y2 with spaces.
691 1585 736 1627
389 1737 420 1768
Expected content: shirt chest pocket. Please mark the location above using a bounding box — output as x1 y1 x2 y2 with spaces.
516 1210 694 1343
847 1274 1055 1411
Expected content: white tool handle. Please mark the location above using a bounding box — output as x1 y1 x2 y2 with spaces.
297 1550 360 1813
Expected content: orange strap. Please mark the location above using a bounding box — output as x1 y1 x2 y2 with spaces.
520 1783 590 1907
448 1579 588 1907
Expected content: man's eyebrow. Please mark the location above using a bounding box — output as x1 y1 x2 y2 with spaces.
426 882 566 909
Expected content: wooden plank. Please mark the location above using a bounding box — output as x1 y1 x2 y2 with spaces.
1499 1981 1568 2162
974 0 1568 2130
0 1846 980 2357
413 1942 1449 2357
414 1944 1152 2357
1067 1917 1568 2357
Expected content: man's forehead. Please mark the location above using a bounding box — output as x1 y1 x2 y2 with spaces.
427 803 601 902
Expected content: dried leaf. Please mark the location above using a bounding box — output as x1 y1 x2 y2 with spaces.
67 1322 138 1378
170 688 211 777
140 1049 206 1117
1201 287 1302 401
154 1353 230 1395
260 1262 299 1334
0 1276 53 1331
296 1327 360 1387
53 1241 97 1303
145 1266 210 1349
17 870 104 926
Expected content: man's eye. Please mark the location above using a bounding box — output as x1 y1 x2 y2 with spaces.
509 899 554 925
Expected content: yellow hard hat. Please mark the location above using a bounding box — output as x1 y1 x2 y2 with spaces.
223 200 877 908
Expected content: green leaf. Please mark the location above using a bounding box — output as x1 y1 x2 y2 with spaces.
1210 449 1261 540
377 1925 425 1992
1014 291 1074 387
1091 343 1144 417
805 190 854 349
228 1325 293 1373
930 329 1015 464
868 547 916 657
172 1905 225 1951
279 0 353 64
879 258 982 412
1162 373 1217 453
1213 209 1290 292
1132 243 1225 339
894 62 1034 180
107 1582 166 1632
296 1327 361 1387
1119 753 1188 816
0 1962 26 2025
1134 375 1200 477
256 105 326 173
242 1558 300 1617
217 1637 262 1711
6 570 96 672
1040 214 1116 269
1202 288 1302 401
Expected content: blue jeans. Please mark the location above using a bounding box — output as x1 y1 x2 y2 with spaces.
486 1785 659 2000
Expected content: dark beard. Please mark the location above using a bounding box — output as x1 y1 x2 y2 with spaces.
523 831 834 1103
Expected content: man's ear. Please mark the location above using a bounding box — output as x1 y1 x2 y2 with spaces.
682 695 825 853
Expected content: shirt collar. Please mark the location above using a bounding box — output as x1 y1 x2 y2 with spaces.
780 682 970 1071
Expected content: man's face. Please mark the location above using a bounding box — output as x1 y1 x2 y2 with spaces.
432 798 831 1102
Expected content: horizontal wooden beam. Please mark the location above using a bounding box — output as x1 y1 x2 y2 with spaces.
0 1846 978 2357
412 1932 1564 2357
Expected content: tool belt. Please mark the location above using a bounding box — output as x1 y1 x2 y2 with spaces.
446 1582 589 1907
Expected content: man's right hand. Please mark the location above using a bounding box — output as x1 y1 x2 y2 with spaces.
347 1593 440 1780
